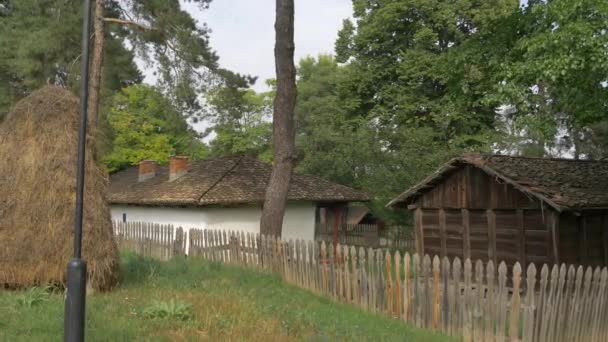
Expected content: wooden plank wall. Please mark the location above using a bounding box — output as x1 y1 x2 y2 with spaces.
469 210 489 261
413 165 608 268
559 212 608 268
412 166 569 267
418 166 539 210
444 209 463 258
523 210 549 266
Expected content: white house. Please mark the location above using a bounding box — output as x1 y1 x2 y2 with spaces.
108 155 370 242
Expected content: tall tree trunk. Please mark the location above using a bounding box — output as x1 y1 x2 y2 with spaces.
260 0 297 237
88 0 105 137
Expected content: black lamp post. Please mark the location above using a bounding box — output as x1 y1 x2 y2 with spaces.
64 0 92 341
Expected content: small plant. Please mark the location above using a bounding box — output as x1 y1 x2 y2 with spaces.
142 299 193 321
15 287 50 308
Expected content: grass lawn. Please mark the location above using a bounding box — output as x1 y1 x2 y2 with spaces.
0 252 449 341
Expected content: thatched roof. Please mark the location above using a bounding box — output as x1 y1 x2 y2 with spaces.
109 156 370 206
387 154 608 211
0 86 119 290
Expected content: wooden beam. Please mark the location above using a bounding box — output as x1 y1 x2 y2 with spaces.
332 205 342 247
550 211 560 265
439 208 447 258
487 209 497 266
516 209 526 268
490 176 497 209
407 204 419 210
415 208 425 255
579 216 588 264
603 213 608 267
462 209 471 260
464 166 471 208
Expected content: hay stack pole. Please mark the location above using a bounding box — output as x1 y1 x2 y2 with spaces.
65 1 94 340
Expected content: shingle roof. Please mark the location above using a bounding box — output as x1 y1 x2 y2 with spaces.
387 154 608 211
109 156 370 206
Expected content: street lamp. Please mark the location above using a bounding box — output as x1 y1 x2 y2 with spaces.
64 0 92 341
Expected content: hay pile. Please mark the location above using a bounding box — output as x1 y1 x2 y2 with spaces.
0 86 119 291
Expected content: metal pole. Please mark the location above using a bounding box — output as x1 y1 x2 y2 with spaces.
64 0 92 341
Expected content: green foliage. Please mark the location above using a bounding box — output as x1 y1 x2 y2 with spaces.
14 287 51 308
142 299 193 321
293 0 521 220
205 78 273 161
292 0 608 225
336 0 517 143
0 0 141 118
104 85 208 172
493 0 608 157
0 252 448 341
294 55 468 223
117 0 221 118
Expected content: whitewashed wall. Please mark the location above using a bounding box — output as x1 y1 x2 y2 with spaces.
110 201 316 242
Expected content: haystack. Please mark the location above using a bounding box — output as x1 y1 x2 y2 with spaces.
0 86 119 291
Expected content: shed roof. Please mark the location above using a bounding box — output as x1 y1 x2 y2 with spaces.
109 156 370 206
387 154 608 211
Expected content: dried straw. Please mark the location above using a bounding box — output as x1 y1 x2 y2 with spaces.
0 86 119 291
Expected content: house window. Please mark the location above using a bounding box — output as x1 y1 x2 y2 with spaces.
122 213 127 223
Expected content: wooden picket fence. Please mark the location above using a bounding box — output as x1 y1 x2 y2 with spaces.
190 229 608 342
382 225 416 251
315 223 416 250
113 222 608 342
113 221 186 260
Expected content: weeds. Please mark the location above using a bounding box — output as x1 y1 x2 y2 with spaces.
142 299 193 321
14 286 50 308
0 252 447 341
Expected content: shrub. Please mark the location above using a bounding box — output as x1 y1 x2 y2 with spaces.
142 299 193 321
15 287 50 308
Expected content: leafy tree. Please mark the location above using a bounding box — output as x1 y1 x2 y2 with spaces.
294 55 455 223
0 0 141 119
494 0 608 158
94 0 220 123
205 76 273 160
336 0 518 147
295 55 356 184
104 85 207 172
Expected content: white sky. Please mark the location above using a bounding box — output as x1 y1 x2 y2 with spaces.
182 0 353 92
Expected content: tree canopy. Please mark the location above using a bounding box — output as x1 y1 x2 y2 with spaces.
289 0 608 222
103 85 207 173
0 0 141 119
494 0 608 158
2 0 607 224
205 78 273 161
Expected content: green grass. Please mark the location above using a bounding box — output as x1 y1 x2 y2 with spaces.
0 252 450 341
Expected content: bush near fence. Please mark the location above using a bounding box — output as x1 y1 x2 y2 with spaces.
113 222 608 342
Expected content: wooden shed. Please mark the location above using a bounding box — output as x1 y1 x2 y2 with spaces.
387 154 608 268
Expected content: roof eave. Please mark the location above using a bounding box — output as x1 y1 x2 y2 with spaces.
110 197 371 207
386 157 566 213
386 157 463 208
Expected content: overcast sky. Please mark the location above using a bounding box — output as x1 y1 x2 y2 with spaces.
182 0 353 92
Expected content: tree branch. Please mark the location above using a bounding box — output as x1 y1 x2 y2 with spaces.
102 17 152 31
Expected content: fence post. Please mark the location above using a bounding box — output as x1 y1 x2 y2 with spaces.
111 223 608 342
175 227 184 257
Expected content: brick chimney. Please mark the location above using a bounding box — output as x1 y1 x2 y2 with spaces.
138 160 156 182
169 155 188 181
